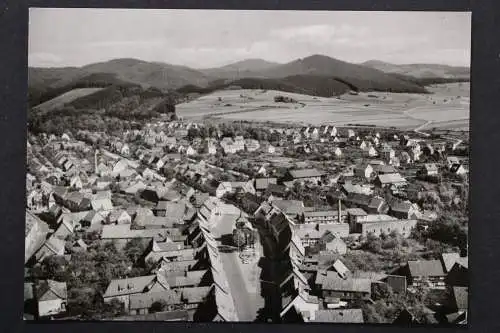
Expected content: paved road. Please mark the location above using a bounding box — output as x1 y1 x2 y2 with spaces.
219 250 263 321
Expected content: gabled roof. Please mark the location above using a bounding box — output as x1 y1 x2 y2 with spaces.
43 236 66 255
255 178 277 190
389 200 415 213
289 168 325 179
129 290 182 310
36 280 67 301
103 275 156 298
441 252 461 272
272 200 305 216
407 260 445 278
377 173 407 184
452 286 468 310
371 164 397 174
317 273 371 293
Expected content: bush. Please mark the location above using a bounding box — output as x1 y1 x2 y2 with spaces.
150 300 167 313
363 233 383 253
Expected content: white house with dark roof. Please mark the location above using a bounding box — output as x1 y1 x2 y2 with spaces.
35 280 67 317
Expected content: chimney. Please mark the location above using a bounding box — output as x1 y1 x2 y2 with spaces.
338 198 342 223
94 149 99 173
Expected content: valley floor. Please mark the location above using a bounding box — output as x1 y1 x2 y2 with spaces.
176 83 469 131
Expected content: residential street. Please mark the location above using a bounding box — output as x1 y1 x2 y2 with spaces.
219 250 264 321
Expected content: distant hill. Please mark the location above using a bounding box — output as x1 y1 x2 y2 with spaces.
240 55 428 93
178 75 371 98
200 58 281 79
361 60 470 79
29 58 212 93
31 54 473 106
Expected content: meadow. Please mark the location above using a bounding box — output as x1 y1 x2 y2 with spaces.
34 88 104 114
177 82 469 131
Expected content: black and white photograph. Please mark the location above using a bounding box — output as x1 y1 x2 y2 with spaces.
25 8 470 324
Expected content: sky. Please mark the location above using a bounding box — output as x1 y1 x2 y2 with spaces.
28 9 471 68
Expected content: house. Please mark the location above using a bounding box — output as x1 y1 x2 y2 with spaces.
450 163 467 176
371 164 397 175
320 232 347 254
315 271 371 301
333 147 342 157
366 146 378 157
254 177 278 194
302 210 341 224
215 181 255 198
366 197 389 214
389 200 420 220
233 136 245 151
280 290 319 322
342 183 373 196
359 140 370 150
310 128 320 141
402 260 446 289
440 252 460 273
35 280 67 318
422 163 439 176
100 224 170 245
34 236 66 263
81 210 106 229
399 151 412 164
91 192 113 212
262 143 276 154
266 183 289 198
128 290 182 315
354 215 417 238
245 139 260 152
269 199 305 221
354 164 373 179
69 175 83 190
204 141 217 155
375 173 407 188
446 257 468 287
108 210 132 225
446 156 461 169
102 274 169 309
63 191 91 212
311 309 364 323
121 144 131 156
25 211 50 264
294 225 322 247
380 146 395 161
185 146 197 156
70 239 88 253
449 286 468 313
286 168 325 184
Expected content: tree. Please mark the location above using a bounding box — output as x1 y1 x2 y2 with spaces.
123 238 146 264
150 300 167 313
363 233 383 254
233 229 247 250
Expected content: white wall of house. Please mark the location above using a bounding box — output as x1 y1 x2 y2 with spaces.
38 299 65 317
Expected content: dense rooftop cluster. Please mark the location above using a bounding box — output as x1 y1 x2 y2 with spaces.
25 118 468 324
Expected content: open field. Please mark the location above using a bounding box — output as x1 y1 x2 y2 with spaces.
177 82 469 131
34 88 104 113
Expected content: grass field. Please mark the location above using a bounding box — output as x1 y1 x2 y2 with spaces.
177 82 469 131
34 88 104 113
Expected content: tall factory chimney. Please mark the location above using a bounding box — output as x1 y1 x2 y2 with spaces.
338 198 342 223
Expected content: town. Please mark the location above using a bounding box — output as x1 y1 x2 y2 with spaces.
25 117 469 324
